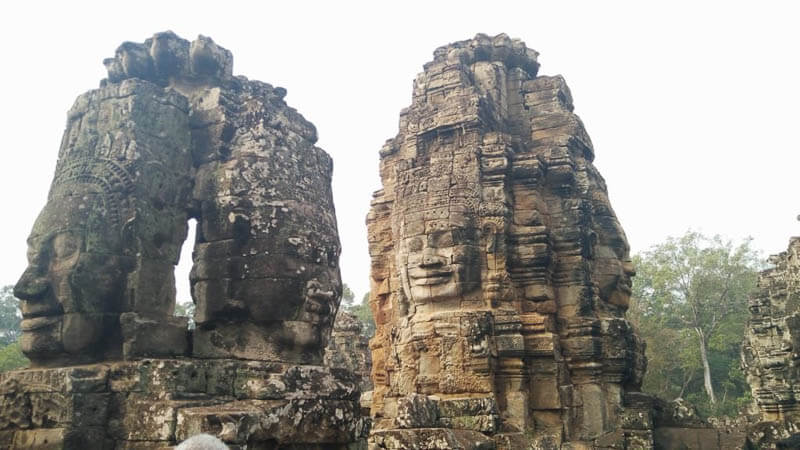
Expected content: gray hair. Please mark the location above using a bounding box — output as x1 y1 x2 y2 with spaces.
176 434 229 450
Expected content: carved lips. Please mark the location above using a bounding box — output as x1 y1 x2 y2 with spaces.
407 267 454 286
20 315 61 331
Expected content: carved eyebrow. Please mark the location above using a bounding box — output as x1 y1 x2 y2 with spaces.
27 227 81 247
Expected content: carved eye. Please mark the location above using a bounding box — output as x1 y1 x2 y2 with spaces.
407 237 423 252
431 231 454 248
451 246 475 264
52 232 80 260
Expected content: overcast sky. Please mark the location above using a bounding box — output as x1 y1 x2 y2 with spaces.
1 1 797 302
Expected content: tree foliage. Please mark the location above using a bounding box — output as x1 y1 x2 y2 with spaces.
630 231 760 417
0 285 22 346
341 284 355 306
346 292 375 338
0 285 27 371
174 300 196 329
0 342 29 372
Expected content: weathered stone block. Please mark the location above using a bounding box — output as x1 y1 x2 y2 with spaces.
29 392 109 428
396 394 440 429
120 313 189 359
11 427 108 450
369 428 496 450
653 427 721 450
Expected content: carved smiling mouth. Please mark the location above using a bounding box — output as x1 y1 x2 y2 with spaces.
408 268 454 286
21 314 61 331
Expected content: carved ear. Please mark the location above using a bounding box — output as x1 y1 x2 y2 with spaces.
482 223 498 253
585 230 598 259
121 216 138 257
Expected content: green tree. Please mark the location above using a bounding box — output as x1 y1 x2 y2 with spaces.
346 292 375 338
174 300 196 329
0 342 29 372
0 285 28 371
341 284 355 307
0 285 22 346
631 231 761 415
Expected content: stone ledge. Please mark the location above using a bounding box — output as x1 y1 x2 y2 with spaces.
0 359 366 448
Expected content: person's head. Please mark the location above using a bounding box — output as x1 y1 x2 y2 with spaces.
176 434 229 450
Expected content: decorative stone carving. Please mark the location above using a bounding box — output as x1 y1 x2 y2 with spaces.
5 31 362 448
366 34 648 448
742 234 800 440
326 310 373 392
0 360 367 449
15 30 341 367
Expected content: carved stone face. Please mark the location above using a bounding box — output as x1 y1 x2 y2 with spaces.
262 238 342 351
192 231 342 358
14 195 130 363
399 223 480 304
592 199 635 308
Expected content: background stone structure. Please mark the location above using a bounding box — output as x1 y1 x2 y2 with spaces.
366 34 650 449
742 234 800 443
326 310 374 393
2 32 365 448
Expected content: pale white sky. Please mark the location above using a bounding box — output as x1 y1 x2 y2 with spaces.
1 1 797 302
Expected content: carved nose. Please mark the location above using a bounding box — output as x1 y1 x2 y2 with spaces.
622 260 636 277
14 267 49 301
420 250 446 268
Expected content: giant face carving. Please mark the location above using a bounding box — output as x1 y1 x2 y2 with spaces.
249 233 342 351
592 193 635 308
398 218 480 305
14 192 131 364
191 211 343 361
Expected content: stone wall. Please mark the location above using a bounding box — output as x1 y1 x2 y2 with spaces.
0 360 365 449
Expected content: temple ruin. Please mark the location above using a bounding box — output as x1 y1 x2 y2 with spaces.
1 30 782 449
326 310 374 394
742 234 800 444
366 34 650 449
0 32 365 448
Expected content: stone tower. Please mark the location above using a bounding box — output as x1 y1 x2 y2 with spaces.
742 234 800 430
2 32 365 448
366 34 648 449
